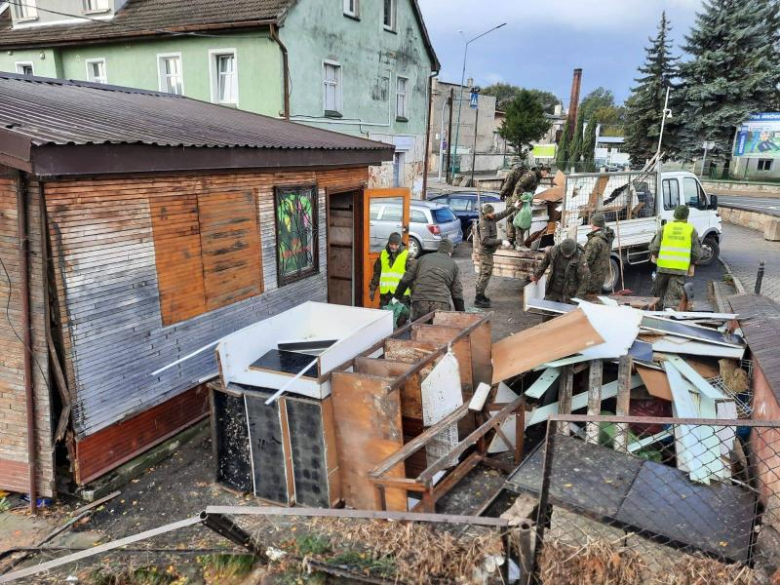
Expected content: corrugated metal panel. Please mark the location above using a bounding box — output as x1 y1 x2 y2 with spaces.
46 167 367 439
0 74 392 153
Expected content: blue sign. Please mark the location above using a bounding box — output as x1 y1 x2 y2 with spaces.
748 112 780 121
736 131 748 156
470 90 479 109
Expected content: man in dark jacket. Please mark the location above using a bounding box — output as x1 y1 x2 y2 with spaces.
584 212 616 295
531 238 590 303
475 202 517 308
394 238 465 320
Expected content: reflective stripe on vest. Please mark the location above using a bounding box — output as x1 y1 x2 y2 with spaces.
379 249 411 295
657 221 694 271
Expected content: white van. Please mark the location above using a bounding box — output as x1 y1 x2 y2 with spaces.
555 170 721 291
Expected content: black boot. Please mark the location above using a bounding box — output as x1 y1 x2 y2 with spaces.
474 294 491 308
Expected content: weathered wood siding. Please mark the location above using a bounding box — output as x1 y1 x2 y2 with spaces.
0 166 55 496
44 168 368 459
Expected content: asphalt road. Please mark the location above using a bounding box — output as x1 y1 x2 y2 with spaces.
717 194 780 216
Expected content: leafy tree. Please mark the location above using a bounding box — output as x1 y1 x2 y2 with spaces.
580 88 616 120
673 0 780 169
483 83 561 113
526 89 562 114
498 90 553 155
624 12 678 164
556 120 571 170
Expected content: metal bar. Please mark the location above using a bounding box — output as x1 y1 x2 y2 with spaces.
614 355 633 452
755 261 765 295
204 506 509 528
0 516 204 583
264 356 319 405
150 340 219 376
533 419 558 577
515 401 525 464
200 512 262 554
547 414 761 426
418 396 524 483
558 366 573 436
585 360 603 444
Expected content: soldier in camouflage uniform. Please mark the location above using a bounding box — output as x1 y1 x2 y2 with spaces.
394 238 465 320
531 238 590 303
648 205 702 309
506 166 550 245
474 202 518 308
584 212 616 295
499 159 527 201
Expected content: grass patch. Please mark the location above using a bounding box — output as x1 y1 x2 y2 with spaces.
90 566 185 585
197 553 255 584
295 534 331 556
328 551 396 577
0 497 11 513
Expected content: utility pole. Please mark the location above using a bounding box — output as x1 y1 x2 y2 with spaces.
446 87 455 184
470 104 479 187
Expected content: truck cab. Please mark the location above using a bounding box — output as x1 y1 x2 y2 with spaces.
658 171 721 265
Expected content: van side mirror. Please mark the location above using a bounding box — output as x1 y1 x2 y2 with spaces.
709 194 718 210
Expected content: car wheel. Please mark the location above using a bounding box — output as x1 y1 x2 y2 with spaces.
407 237 421 258
698 236 720 267
602 256 620 293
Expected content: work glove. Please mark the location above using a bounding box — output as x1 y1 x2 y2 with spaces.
453 298 466 312
390 298 399 305
501 240 511 248
369 289 376 302
514 201 522 209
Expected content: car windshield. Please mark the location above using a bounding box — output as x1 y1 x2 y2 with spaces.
432 207 457 223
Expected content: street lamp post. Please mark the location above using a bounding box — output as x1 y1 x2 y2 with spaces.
450 22 507 183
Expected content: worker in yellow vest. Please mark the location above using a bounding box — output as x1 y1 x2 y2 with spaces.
648 205 702 309
369 232 413 316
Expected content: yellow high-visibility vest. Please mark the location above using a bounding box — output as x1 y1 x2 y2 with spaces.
657 221 694 271
379 249 411 295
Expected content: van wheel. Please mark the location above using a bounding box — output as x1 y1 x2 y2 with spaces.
698 236 719 266
602 257 620 293
407 237 421 258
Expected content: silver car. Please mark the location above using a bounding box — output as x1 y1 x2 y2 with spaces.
369 200 463 258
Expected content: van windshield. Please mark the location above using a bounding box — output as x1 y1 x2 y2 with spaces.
432 208 457 223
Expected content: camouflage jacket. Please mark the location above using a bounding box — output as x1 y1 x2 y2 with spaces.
648 221 702 276
533 244 590 302
511 170 541 199
499 166 526 200
477 207 515 256
396 250 464 304
584 227 615 293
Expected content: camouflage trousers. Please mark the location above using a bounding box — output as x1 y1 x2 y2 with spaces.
476 254 494 296
653 273 686 310
506 215 529 245
412 300 450 321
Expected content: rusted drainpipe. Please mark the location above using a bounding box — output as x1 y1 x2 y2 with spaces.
421 70 439 199
16 171 37 515
269 23 290 120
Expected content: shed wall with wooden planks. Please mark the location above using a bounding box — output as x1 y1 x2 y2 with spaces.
43 167 367 481
0 166 55 496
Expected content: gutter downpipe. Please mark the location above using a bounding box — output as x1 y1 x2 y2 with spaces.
269 23 290 120
16 171 37 515
422 70 439 199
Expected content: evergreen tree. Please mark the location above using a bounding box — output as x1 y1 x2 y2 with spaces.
569 114 586 169
674 0 780 169
582 120 598 171
624 12 678 164
556 121 571 170
498 90 552 155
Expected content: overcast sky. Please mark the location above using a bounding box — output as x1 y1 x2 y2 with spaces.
418 0 703 107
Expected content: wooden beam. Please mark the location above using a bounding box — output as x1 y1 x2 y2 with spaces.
585 360 603 444
558 366 573 436
613 355 633 452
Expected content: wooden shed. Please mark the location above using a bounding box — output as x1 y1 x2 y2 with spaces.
0 73 397 500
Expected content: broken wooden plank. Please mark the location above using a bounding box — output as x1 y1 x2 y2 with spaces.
558 366 574 437
614 356 633 453
650 337 745 359
641 316 744 348
637 364 672 401
524 368 560 399
586 360 603 444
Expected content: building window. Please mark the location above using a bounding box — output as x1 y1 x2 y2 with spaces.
396 76 408 120
15 62 34 76
758 159 773 171
84 0 110 13
383 0 396 30
274 186 319 285
323 61 342 116
86 59 107 84
157 54 184 95
14 0 37 21
210 50 238 105
343 0 358 18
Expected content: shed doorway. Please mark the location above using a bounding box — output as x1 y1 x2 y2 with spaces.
327 189 362 306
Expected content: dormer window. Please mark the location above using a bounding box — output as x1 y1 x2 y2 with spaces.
14 0 38 22
84 0 110 13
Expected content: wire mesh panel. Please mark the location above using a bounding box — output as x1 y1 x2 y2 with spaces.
513 415 780 583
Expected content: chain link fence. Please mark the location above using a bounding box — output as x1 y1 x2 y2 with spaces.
511 414 780 583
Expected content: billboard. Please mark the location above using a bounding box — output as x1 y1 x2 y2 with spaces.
734 113 780 158
532 144 557 159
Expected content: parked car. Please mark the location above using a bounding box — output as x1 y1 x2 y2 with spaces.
369 200 463 258
427 192 504 239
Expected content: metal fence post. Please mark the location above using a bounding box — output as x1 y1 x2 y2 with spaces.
533 419 557 579
755 261 765 295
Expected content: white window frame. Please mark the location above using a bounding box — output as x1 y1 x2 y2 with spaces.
383 0 396 31
157 52 184 95
322 60 342 114
85 58 107 84
83 0 110 14
15 61 34 76
343 0 358 17
208 49 239 106
14 0 37 21
396 75 408 119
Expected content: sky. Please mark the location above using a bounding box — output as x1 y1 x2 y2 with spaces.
418 0 703 108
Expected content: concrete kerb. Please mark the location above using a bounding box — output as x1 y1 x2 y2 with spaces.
719 257 747 295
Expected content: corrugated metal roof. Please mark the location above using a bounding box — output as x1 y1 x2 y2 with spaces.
0 73 393 151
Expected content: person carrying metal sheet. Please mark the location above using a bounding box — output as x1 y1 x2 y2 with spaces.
649 205 702 309
475 201 520 308
393 238 465 320
369 232 413 323
506 165 549 245
530 237 590 303
584 212 615 295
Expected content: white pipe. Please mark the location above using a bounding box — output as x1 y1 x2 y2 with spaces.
151 340 219 376
264 356 319 405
